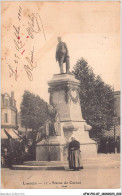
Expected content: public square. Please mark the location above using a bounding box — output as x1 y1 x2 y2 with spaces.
1 154 120 189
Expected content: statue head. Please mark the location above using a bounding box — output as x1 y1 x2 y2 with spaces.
71 137 75 142
57 36 62 43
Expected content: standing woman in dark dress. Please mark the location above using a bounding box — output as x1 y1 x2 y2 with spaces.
68 137 83 170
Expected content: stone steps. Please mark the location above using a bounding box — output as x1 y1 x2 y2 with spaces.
23 161 68 166
11 165 66 170
11 161 68 170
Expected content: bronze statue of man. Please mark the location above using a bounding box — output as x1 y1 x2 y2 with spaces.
56 37 70 74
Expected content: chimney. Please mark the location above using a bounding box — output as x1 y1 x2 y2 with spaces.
11 91 14 99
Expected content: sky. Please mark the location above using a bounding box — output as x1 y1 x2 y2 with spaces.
1 1 120 111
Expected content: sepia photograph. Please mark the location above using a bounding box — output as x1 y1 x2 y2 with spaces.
1 1 121 190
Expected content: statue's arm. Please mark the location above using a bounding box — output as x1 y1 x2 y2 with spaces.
64 43 69 56
55 44 59 61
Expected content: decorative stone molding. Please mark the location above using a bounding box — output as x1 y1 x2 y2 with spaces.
49 84 80 104
67 87 80 104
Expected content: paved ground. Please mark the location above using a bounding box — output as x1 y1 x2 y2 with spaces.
1 154 120 189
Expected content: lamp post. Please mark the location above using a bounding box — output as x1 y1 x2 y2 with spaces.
113 85 117 154
113 117 117 154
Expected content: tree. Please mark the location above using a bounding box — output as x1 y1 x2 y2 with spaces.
20 90 56 132
72 58 114 131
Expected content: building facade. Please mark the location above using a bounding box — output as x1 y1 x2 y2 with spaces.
1 92 17 129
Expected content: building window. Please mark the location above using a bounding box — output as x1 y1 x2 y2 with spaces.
4 99 9 107
4 113 8 123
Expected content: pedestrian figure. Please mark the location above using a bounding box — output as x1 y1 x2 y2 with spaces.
109 138 113 154
116 137 120 153
1 148 7 167
105 139 109 154
68 137 83 170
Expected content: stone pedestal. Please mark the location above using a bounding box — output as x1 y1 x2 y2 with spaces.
36 136 61 161
36 73 97 162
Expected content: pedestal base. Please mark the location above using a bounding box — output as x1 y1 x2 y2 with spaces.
36 127 97 162
36 73 97 162
36 136 62 161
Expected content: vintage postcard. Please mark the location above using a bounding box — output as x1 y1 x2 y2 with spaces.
1 0 121 190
